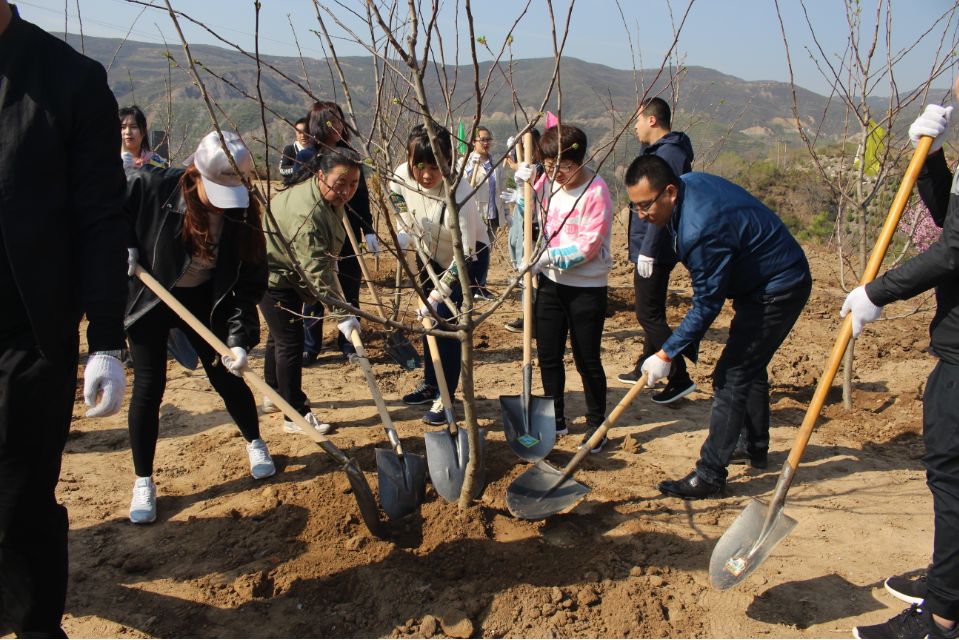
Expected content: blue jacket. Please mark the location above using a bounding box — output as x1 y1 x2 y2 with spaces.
628 131 694 264
661 173 811 361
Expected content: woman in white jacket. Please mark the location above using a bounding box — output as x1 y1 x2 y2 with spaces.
391 124 482 425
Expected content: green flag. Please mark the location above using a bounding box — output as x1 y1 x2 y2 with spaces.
457 120 468 154
862 119 886 177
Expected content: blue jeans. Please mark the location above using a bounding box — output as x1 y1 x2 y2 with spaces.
695 280 811 485
508 206 524 268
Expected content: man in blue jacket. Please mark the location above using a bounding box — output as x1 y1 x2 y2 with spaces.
618 98 697 405
625 155 811 499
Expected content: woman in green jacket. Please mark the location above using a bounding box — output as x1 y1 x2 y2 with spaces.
260 148 363 434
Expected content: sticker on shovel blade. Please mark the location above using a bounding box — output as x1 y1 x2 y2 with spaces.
517 434 541 448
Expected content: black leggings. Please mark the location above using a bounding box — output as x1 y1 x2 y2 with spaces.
534 275 608 428
126 283 260 477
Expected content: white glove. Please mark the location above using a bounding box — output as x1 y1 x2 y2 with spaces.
83 353 126 417
396 232 411 251
500 188 519 204
121 152 135 169
127 248 139 277
520 251 552 275
417 288 446 319
514 162 533 183
636 255 655 279
337 316 361 341
641 353 672 388
507 135 516 149
364 233 381 255
221 346 248 377
909 104 953 154
840 286 883 338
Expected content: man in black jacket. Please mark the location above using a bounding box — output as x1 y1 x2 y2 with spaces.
0 2 128 635
846 97 958 639
278 116 311 186
618 97 697 404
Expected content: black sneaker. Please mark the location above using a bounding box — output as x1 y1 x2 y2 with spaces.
302 351 320 366
577 427 608 453
885 570 928 605
504 318 523 333
402 382 439 405
651 378 696 404
853 604 959 639
658 470 723 500
617 370 641 385
555 416 569 437
729 447 769 470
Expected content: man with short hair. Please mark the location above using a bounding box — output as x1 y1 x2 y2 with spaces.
278 116 312 185
0 1 129 634
624 155 810 499
618 97 696 405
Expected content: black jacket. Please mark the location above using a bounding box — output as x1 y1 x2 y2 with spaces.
627 131 695 264
866 149 959 364
124 167 267 351
0 5 127 356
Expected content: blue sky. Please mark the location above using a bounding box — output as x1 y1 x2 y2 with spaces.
15 0 959 95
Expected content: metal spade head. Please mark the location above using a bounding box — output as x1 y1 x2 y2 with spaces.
709 498 798 590
375 448 427 520
506 460 591 520
342 457 387 538
385 332 420 371
424 427 485 503
500 393 556 462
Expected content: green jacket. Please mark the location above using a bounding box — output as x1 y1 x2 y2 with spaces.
265 178 346 307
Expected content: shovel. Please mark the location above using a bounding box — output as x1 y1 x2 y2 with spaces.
507 373 648 520
420 316 485 502
344 327 427 520
709 135 934 590
500 131 556 462
133 265 386 538
341 214 420 371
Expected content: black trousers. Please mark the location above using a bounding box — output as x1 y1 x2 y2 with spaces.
695 281 810 486
303 241 362 357
0 331 76 638
261 288 311 416
921 360 959 620
127 284 260 477
417 260 464 397
534 275 608 428
632 263 690 383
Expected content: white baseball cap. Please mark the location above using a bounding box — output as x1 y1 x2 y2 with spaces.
187 131 254 209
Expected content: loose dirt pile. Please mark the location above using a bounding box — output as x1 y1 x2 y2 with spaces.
50 222 936 638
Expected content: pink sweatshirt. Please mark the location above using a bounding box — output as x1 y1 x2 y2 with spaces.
535 171 614 287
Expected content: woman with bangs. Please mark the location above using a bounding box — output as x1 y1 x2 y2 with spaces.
390 123 482 425
123 131 273 524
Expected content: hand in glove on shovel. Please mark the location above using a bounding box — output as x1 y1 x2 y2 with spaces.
909 104 953 154
840 286 883 338
641 351 672 387
221 347 248 377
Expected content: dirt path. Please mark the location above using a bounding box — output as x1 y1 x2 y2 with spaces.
50 230 936 638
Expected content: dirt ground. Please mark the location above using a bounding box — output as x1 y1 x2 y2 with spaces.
47 217 939 638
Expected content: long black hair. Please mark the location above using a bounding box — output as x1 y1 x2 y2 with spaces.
119 105 151 151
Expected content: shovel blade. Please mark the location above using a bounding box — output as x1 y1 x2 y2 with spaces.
506 460 591 520
386 331 420 371
375 448 427 520
342 457 387 538
167 328 199 370
500 394 557 462
709 498 797 590
424 427 485 503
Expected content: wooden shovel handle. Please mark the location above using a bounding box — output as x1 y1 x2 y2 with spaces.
134 266 345 457
346 329 404 453
522 131 535 365
420 316 456 420
341 213 388 318
785 135 933 471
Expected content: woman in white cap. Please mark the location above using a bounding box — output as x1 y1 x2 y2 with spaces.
123 130 273 524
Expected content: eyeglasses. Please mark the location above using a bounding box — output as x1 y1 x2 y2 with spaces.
630 185 668 214
475 137 493 143
543 160 578 175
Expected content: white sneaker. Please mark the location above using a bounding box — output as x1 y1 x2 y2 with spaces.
262 395 280 414
283 412 332 436
129 476 157 524
246 439 276 479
